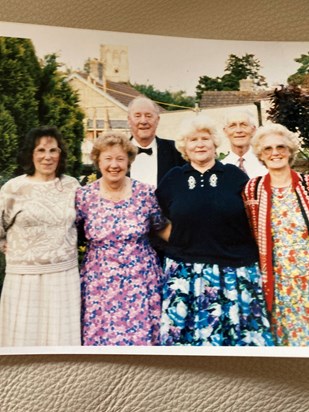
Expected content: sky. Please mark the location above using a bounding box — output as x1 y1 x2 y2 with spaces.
0 21 308 96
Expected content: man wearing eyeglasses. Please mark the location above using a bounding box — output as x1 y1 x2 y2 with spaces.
222 109 267 178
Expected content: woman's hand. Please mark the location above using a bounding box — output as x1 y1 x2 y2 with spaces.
156 222 172 243
0 240 7 254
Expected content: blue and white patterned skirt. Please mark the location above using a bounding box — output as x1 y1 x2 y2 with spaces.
160 258 274 346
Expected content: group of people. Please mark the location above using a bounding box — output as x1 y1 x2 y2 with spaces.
0 96 308 347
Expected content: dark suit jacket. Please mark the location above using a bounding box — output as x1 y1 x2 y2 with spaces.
155 136 186 185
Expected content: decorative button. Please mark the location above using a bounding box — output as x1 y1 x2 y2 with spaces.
209 174 218 187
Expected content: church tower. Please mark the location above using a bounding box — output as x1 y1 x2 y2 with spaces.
100 45 130 83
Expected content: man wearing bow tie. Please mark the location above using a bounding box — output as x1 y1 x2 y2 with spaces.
128 96 185 187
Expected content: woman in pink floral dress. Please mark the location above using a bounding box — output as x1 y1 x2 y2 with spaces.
243 123 309 346
75 132 168 346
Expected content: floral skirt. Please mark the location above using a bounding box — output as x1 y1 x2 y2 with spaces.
271 247 309 346
160 258 273 346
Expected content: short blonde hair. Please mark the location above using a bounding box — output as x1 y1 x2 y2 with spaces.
251 123 300 165
175 115 221 161
91 132 138 169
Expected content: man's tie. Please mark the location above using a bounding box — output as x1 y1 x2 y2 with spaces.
137 147 153 155
238 157 247 174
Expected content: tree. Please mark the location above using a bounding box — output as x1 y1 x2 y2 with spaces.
0 38 84 179
83 58 91 74
132 83 195 110
0 37 41 148
38 54 84 177
287 52 309 87
224 54 266 84
0 104 19 183
195 76 223 98
267 85 309 162
195 53 267 100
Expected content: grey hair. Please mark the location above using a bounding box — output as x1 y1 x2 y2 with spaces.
175 115 221 161
251 122 300 166
127 96 160 116
223 109 257 128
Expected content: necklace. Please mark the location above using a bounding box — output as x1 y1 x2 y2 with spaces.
100 178 131 202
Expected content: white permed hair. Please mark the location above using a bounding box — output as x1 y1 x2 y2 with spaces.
251 122 301 165
175 115 221 161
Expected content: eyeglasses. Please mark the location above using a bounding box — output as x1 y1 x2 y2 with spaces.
261 145 288 155
33 147 61 158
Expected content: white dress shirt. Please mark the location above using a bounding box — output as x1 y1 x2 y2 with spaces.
221 147 268 178
130 138 158 186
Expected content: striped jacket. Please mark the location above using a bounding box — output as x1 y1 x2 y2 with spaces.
242 169 309 312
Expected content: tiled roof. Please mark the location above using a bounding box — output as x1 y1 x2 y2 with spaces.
105 80 141 106
200 90 272 108
75 72 166 112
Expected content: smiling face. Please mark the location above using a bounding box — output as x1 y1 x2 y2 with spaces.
184 130 216 170
259 133 291 171
224 113 256 152
32 136 61 180
127 99 160 146
98 144 129 185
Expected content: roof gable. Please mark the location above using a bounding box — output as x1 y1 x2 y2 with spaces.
68 71 166 112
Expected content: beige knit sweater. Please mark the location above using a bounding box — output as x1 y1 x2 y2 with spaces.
0 174 80 274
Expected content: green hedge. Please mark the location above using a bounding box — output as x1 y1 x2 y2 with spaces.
0 251 5 294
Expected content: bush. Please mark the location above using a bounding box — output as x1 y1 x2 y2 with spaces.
0 251 5 295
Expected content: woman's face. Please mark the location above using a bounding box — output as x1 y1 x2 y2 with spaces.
259 133 291 171
32 136 61 180
98 144 129 185
184 130 216 169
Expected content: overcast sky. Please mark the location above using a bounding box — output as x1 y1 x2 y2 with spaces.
1 21 308 95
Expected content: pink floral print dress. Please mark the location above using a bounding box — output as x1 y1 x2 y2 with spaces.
75 179 166 346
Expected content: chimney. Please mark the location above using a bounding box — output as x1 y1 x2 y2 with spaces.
239 78 254 92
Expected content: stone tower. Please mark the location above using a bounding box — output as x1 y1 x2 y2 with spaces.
100 44 129 83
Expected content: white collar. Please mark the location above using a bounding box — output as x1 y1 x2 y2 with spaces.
132 137 156 149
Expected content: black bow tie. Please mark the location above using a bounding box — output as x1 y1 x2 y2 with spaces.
137 147 153 155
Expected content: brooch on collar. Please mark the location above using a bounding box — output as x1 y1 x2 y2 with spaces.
188 176 196 189
209 174 218 187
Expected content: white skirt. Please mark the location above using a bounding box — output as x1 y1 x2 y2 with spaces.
0 267 81 346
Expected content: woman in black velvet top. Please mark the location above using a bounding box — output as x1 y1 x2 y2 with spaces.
156 115 273 346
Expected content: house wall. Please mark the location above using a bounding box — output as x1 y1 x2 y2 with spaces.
69 77 129 140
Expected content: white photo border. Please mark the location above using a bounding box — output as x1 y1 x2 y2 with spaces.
0 21 308 357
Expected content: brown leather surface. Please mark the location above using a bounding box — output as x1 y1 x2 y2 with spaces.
1 354 309 411
1 1 309 410
0 0 308 41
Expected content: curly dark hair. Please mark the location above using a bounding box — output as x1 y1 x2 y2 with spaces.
18 126 67 177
